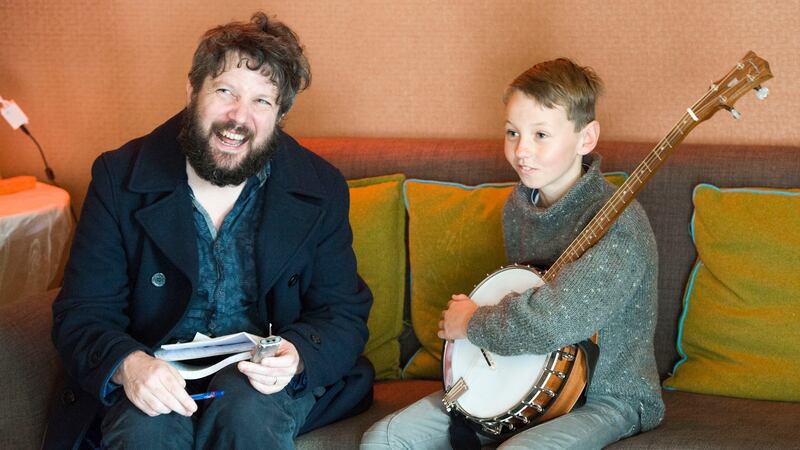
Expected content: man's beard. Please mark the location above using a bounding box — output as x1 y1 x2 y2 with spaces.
178 103 278 187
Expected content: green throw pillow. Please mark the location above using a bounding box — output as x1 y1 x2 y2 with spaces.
663 184 800 401
401 173 628 379
348 174 406 380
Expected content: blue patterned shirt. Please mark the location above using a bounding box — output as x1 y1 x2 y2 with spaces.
169 164 270 342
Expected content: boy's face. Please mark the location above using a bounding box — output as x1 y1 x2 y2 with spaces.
504 90 597 206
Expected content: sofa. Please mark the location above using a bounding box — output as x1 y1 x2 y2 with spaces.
1 137 798 449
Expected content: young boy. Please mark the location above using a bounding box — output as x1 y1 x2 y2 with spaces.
360 58 664 449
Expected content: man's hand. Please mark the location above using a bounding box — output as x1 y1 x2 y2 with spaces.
237 338 304 395
112 351 197 417
437 294 479 340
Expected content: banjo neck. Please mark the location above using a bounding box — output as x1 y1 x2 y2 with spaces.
543 51 772 283
543 115 696 282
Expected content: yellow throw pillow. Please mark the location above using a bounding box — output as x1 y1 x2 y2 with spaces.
402 180 514 379
663 184 800 401
401 173 628 379
348 174 406 380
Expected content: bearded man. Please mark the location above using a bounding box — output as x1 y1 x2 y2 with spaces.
46 12 373 449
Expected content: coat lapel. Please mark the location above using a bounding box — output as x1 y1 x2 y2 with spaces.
124 114 325 301
255 133 325 302
129 111 199 287
134 186 198 287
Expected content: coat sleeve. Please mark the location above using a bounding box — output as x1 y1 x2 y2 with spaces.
51 155 148 405
279 174 373 392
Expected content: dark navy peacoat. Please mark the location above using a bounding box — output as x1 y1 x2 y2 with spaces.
45 111 374 449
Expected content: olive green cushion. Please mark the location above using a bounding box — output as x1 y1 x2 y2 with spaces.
663 184 800 401
402 173 627 379
348 174 406 380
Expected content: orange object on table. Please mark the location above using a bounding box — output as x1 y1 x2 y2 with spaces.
0 175 37 195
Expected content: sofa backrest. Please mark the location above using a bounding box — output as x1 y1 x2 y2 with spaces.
300 137 800 378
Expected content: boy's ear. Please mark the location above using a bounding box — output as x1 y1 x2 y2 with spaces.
578 120 600 155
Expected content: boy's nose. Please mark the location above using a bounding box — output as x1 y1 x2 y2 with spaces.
515 141 533 158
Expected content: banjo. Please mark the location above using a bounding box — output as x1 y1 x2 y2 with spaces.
442 51 772 436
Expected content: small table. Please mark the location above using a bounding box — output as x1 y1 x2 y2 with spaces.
0 181 73 305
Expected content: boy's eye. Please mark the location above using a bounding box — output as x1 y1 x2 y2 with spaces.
536 132 548 139
505 129 519 139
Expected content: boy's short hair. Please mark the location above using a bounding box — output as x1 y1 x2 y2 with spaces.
505 58 603 131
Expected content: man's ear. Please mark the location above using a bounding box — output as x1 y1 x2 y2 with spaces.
185 80 194 105
578 120 600 155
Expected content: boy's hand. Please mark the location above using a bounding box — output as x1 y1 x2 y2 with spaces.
438 294 478 340
237 338 304 395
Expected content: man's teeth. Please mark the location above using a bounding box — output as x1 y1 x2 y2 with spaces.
220 130 245 142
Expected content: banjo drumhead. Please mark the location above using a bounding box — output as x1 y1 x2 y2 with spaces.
446 266 547 418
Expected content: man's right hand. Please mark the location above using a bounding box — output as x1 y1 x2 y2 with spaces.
111 351 197 417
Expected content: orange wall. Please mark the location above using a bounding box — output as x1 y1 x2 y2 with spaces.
1 0 798 211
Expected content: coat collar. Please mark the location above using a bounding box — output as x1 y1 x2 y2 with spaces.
129 110 327 298
126 109 325 201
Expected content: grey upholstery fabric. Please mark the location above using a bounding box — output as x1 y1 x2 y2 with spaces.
296 380 440 449
608 391 800 449
0 289 61 449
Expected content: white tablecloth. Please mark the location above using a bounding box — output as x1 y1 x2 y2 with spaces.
0 182 72 305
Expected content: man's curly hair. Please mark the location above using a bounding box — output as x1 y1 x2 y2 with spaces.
188 12 311 117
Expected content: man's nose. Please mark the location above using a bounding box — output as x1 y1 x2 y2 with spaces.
227 101 249 124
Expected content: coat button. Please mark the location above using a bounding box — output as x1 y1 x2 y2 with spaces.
151 272 166 287
288 274 299 287
310 334 321 345
61 389 76 405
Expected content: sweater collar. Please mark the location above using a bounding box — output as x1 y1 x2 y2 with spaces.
513 153 607 218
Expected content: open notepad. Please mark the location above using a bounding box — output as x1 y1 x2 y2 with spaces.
155 332 262 380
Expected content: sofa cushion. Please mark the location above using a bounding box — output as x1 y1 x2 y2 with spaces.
663 184 800 401
402 173 628 379
295 380 441 449
296 386 800 449
402 180 514 379
0 290 62 449
607 391 800 449
348 174 407 380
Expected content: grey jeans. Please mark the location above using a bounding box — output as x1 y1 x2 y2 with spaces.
360 390 640 450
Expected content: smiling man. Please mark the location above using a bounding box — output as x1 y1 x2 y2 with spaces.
47 12 374 450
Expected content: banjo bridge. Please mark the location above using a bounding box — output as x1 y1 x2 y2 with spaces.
442 377 468 412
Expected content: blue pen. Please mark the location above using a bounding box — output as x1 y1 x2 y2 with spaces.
190 391 224 401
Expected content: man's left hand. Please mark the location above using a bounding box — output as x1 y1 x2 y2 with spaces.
238 338 304 394
437 294 478 340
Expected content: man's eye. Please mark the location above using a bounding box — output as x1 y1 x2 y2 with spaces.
216 88 233 96
256 99 272 107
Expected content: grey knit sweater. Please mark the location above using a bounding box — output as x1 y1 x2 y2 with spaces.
466 153 665 431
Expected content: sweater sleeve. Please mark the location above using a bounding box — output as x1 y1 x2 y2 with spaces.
466 205 656 355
